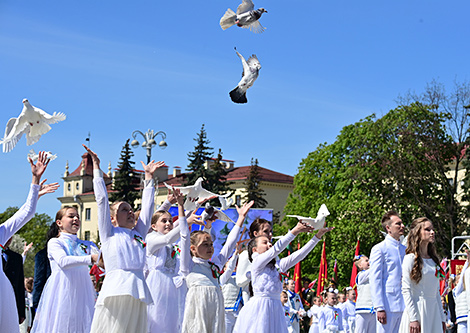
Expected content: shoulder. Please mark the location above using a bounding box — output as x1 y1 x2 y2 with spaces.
371 240 386 253
6 249 21 260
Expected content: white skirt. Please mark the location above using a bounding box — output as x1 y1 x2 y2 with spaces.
182 285 225 333
32 266 95 333
399 296 444 333
0 272 19 333
91 295 147 333
233 295 288 333
147 269 187 333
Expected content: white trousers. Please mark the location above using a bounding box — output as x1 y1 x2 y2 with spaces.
376 311 402 333
225 311 237 333
458 322 468 333
355 313 376 333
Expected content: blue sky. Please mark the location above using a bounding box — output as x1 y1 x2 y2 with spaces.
1 1 469 219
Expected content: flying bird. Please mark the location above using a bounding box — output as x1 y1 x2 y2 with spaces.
230 48 261 104
220 0 267 34
202 204 234 224
218 193 233 210
1 99 66 153
287 204 330 230
163 178 230 211
27 149 57 162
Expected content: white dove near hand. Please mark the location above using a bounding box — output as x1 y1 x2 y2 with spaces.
218 193 233 210
220 0 267 34
164 178 225 211
287 204 330 230
202 203 234 224
1 99 66 153
27 149 57 162
230 48 261 104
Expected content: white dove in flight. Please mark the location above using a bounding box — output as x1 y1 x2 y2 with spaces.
218 193 233 210
27 149 57 162
1 99 66 153
164 177 227 211
287 204 330 230
220 0 267 34
202 204 234 224
230 48 261 104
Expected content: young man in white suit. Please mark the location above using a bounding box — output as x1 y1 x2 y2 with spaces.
369 211 406 333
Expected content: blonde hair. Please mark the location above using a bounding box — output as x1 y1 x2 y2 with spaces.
190 231 211 257
151 210 171 225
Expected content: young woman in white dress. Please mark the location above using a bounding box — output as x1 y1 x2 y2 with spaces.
84 145 164 333
32 206 99 333
233 222 332 333
0 152 53 333
146 190 204 333
398 217 446 333
179 188 253 333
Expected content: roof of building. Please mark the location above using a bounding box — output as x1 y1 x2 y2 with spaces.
68 152 110 180
158 166 293 187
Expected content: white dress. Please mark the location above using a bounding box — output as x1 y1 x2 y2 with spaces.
233 232 320 333
146 224 186 333
398 254 445 333
179 213 241 333
32 232 98 333
0 184 39 333
90 170 154 333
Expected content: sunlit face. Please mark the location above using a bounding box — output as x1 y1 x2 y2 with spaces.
358 256 370 271
386 215 405 240
152 213 173 234
253 223 273 240
313 298 321 306
287 280 295 292
191 234 214 260
280 293 288 304
347 290 356 301
420 221 435 244
326 292 337 306
337 293 345 303
253 236 272 255
112 202 135 229
56 208 80 234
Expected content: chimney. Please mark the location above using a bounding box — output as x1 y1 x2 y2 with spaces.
173 166 181 177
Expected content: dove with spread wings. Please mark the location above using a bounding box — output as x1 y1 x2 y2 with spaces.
287 204 330 230
220 0 267 34
230 48 261 104
1 99 66 153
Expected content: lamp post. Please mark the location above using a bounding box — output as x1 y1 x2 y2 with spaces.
130 129 167 164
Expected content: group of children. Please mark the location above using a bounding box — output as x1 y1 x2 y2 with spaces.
1 146 335 333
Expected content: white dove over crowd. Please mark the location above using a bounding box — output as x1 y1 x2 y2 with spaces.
220 0 267 34
1 99 66 153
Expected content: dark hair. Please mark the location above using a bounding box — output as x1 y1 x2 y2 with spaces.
247 236 275 267
406 217 440 283
47 223 60 242
249 218 272 238
381 210 399 231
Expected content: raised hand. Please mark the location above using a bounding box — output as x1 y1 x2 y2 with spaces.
172 187 185 207
167 187 177 205
236 200 254 219
140 160 165 180
187 211 204 227
38 179 60 198
83 144 100 169
30 151 50 184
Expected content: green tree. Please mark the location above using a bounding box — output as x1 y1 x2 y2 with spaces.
243 158 268 208
284 102 458 287
186 124 214 187
110 139 139 207
0 207 53 277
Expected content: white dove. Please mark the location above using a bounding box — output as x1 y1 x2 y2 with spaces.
164 177 223 211
287 204 330 230
27 149 57 162
220 0 267 34
201 203 234 224
1 99 66 153
230 48 261 104
218 193 233 210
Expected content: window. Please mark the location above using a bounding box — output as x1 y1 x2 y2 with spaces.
68 183 71 191
235 195 241 207
84 231 90 241
76 183 79 190
85 208 91 221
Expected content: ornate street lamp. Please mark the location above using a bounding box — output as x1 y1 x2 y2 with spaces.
130 129 167 164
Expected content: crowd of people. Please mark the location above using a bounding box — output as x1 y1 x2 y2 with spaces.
0 147 461 333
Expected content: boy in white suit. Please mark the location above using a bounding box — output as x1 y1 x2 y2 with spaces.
369 211 406 333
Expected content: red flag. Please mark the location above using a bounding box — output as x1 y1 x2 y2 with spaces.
439 258 449 296
316 242 328 296
294 242 302 293
350 239 360 288
333 259 338 283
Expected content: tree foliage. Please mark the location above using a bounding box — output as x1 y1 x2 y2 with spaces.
0 207 53 277
244 158 268 208
283 101 466 288
186 124 214 187
110 139 139 207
